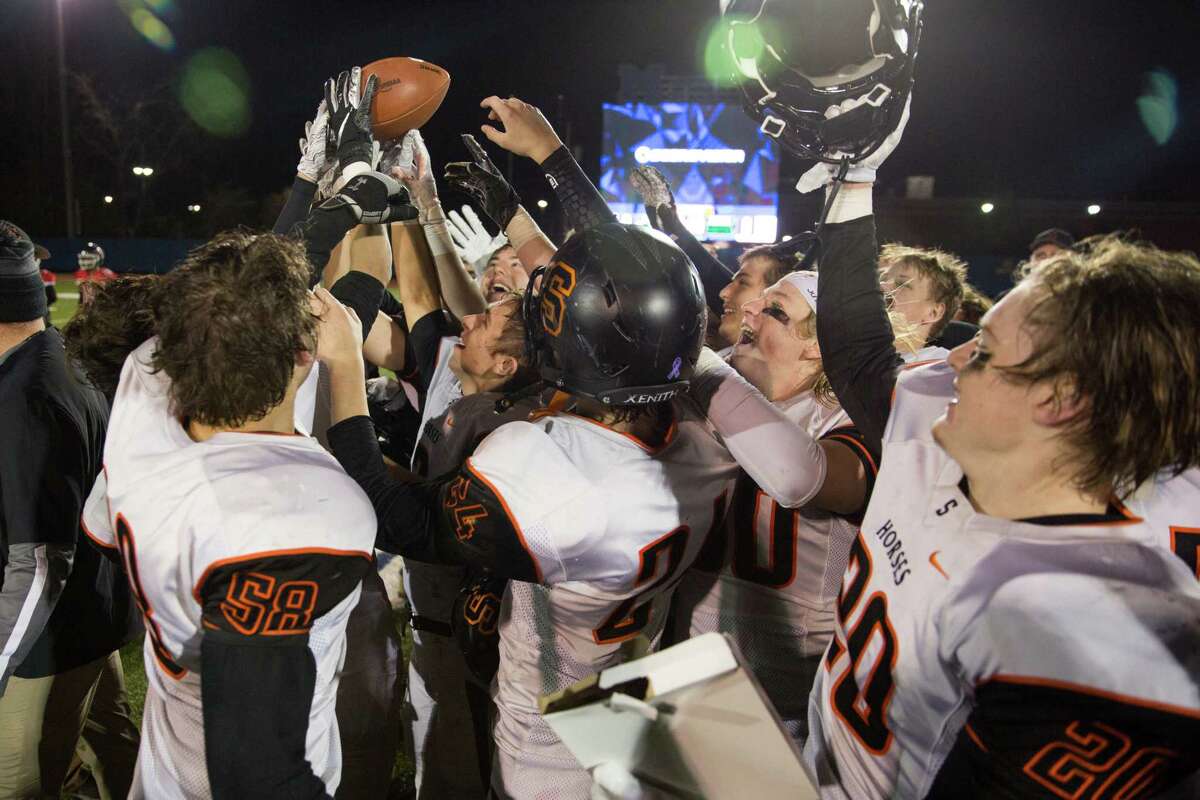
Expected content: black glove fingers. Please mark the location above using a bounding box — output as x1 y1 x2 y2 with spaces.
359 74 379 115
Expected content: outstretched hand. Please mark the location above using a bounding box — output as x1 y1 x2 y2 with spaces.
384 130 439 216
629 166 676 233
324 67 379 169
795 94 911 194
478 96 563 164
443 133 522 229
297 100 334 184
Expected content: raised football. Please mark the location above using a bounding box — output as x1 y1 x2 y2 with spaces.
362 56 452 141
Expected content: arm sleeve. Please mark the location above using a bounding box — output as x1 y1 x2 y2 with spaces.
655 205 732 316
272 175 318 236
0 402 79 694
815 215 903 454
289 204 358 288
691 360 829 509
325 416 542 582
540 146 617 232
197 550 369 800
407 311 453 395
328 271 385 341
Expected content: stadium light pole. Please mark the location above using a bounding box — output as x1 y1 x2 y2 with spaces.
54 0 77 237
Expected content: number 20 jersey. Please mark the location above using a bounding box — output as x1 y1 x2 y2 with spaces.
81 340 376 799
804 361 1200 800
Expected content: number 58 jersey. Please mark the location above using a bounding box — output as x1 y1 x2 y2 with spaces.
82 340 376 799
804 363 1200 800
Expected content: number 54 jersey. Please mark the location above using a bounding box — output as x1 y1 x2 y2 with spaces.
805 362 1200 800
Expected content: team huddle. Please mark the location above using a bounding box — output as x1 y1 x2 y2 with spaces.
3 0 1199 798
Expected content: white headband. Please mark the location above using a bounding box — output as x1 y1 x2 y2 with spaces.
779 270 819 313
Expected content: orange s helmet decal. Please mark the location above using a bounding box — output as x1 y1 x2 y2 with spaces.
541 262 577 337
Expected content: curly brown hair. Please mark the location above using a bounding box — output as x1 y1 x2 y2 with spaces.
153 231 316 428
62 275 161 400
1004 235 1200 498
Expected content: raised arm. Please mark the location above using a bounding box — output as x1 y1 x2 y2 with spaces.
444 133 558 271
478 96 616 232
690 349 873 515
313 291 540 582
290 70 414 285
271 97 330 236
814 186 902 452
389 131 486 319
631 166 731 316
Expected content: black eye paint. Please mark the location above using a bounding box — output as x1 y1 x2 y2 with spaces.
763 306 789 324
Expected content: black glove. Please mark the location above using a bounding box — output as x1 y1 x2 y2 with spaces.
324 67 379 169
443 134 522 229
320 171 417 224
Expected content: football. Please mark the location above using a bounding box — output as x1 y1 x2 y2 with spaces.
362 56 451 141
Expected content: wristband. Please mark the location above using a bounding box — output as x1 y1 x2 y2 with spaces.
826 183 873 224
422 219 456 259
333 161 371 194
504 206 549 252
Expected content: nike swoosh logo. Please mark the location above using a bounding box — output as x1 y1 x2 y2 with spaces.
929 551 950 580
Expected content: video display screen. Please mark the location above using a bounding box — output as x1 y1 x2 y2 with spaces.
600 101 780 244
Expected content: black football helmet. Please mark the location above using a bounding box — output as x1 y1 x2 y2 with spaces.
523 223 706 406
720 0 924 163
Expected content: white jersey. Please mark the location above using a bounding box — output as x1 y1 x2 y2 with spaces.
673 391 867 738
902 344 950 364
81 340 376 799
804 362 1200 800
410 335 461 473
1127 467 1200 581
467 404 739 797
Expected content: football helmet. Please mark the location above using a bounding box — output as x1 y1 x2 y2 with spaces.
78 242 105 270
721 0 924 164
523 223 706 406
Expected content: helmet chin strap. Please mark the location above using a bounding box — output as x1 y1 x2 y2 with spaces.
791 157 852 272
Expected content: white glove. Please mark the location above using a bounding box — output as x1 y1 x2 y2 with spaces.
297 100 333 183
795 94 912 194
387 130 440 220
590 763 647 800
447 206 508 274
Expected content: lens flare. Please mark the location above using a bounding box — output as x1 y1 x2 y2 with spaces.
130 8 174 50
703 17 760 87
1137 69 1179 146
180 49 252 138
118 0 175 51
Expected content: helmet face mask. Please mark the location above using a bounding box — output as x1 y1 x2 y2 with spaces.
78 242 105 271
723 0 923 163
521 224 706 407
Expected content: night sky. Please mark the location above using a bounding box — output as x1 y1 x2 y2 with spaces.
2 0 1199 239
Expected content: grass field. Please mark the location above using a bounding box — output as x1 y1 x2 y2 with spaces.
50 276 81 329
55 282 416 796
